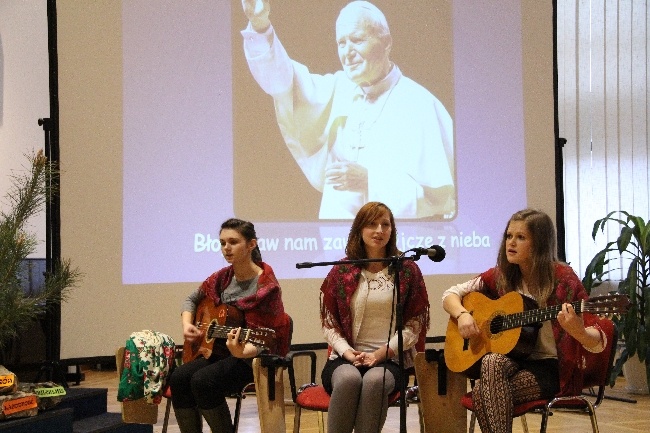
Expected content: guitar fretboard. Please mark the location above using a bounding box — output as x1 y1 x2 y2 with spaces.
200 322 274 349
206 323 251 342
493 298 622 334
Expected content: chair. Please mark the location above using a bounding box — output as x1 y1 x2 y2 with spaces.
461 317 618 433
162 313 293 433
285 348 419 433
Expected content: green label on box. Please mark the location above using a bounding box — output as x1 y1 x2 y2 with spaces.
34 386 66 397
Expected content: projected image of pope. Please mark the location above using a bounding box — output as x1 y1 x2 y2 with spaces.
241 0 454 219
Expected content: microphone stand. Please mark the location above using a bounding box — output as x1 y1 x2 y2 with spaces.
297 251 422 433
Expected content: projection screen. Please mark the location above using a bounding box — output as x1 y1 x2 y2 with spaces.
57 0 556 359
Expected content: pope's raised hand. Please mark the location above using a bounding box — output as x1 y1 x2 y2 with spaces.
242 0 271 32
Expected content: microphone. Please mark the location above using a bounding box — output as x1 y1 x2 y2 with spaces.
411 245 446 262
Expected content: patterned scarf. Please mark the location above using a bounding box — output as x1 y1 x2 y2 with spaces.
200 262 291 355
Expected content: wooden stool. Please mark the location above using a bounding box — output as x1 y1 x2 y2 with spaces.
414 350 467 433
252 355 287 433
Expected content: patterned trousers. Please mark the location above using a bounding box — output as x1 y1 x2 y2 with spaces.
472 353 559 433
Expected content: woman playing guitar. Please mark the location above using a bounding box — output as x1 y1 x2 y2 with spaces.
168 218 291 433
442 209 607 433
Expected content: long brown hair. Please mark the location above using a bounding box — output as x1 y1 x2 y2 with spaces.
345 202 399 261
495 209 557 305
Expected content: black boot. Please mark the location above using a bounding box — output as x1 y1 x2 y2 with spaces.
173 406 203 433
200 403 234 433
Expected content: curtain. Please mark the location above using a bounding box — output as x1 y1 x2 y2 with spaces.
558 0 649 281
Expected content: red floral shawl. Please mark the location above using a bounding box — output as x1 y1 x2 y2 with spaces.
477 263 603 396
320 259 430 352
199 262 291 356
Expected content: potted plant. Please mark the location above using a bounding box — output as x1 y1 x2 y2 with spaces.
0 150 81 363
582 210 650 392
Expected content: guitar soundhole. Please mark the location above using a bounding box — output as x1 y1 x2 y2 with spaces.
488 314 505 337
206 320 218 343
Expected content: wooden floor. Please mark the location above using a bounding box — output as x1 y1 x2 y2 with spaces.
81 366 650 432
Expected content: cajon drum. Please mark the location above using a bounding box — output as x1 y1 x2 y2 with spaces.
414 350 467 433
253 356 286 433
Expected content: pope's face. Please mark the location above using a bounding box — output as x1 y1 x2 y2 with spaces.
336 12 390 86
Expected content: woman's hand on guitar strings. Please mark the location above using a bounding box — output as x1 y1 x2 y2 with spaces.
226 327 244 357
556 302 584 334
183 322 202 342
557 302 602 348
557 302 603 350
226 327 258 359
457 312 481 339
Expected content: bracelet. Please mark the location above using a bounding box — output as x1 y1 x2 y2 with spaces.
455 310 470 320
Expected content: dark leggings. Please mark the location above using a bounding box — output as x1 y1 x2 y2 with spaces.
168 355 253 410
473 353 559 433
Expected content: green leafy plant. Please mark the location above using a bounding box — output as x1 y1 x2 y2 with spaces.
0 150 81 358
583 210 650 388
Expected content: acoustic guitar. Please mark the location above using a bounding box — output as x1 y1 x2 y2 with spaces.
444 291 629 378
182 299 276 364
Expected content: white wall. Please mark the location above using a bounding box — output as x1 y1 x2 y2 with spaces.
0 0 49 257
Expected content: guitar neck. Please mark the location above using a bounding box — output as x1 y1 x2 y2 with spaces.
207 324 253 342
500 299 584 332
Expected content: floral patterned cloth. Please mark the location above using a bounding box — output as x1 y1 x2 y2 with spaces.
117 330 176 404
